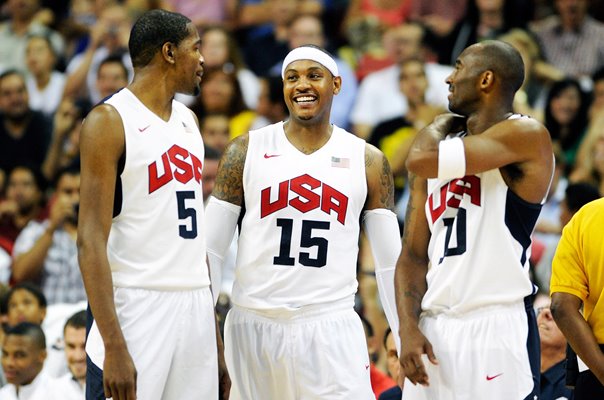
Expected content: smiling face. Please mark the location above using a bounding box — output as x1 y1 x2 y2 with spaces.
7 289 46 327
25 36 55 76
550 85 581 126
537 306 566 351
64 326 86 381
174 23 204 96
1 334 46 386
282 59 340 125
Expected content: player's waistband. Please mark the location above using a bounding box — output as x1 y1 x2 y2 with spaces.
231 296 355 322
421 299 527 320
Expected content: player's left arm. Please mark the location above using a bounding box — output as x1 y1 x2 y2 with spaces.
362 144 402 349
407 114 552 183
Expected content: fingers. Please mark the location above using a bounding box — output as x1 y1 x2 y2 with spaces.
401 353 432 387
426 342 439 365
104 378 137 400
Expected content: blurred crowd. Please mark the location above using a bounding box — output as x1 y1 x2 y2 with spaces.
1 0 604 398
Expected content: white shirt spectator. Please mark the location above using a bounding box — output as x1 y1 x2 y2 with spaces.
350 63 452 128
26 72 66 117
0 372 57 400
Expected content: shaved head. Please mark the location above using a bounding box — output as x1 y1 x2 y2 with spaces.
466 40 525 94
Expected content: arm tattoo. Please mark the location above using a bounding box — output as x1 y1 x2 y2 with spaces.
380 155 395 210
212 135 248 205
404 285 424 318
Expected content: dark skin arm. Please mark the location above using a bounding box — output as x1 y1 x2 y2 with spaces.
394 172 436 386
77 104 137 400
211 134 248 206
364 143 395 211
406 114 553 204
551 292 604 384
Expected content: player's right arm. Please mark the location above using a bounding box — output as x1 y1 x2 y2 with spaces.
211 134 248 206
77 104 137 400
395 172 437 386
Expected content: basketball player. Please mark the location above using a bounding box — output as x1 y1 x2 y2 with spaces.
395 40 554 400
205 45 402 399
77 10 229 400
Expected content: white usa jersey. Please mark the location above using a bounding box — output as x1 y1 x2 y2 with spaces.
104 89 210 290
232 122 367 311
422 116 540 314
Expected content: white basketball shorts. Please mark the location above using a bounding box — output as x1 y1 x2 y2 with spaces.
86 287 217 400
225 302 374 400
402 301 534 400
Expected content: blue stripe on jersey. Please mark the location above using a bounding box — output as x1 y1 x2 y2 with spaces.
85 305 105 400
524 296 541 399
504 189 542 266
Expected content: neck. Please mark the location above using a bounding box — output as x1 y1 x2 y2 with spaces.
3 114 30 139
283 119 333 155
35 71 51 89
466 108 513 135
128 70 176 121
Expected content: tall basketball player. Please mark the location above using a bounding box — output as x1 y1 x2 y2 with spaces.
395 40 554 400
205 45 402 399
77 10 229 400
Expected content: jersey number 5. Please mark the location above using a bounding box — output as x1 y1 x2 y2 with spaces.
274 218 330 268
177 191 198 239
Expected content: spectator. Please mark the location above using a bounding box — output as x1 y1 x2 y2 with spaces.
0 0 65 73
0 322 53 399
192 66 255 140
531 0 604 85
544 78 589 170
95 54 129 101
350 22 452 140
201 113 231 154
249 76 288 131
378 327 403 400
536 300 575 399
0 165 46 260
63 3 133 104
270 13 358 129
12 168 86 305
51 310 86 398
436 0 532 66
5 282 47 328
551 197 604 398
0 70 52 176
163 0 237 30
369 58 446 201
359 313 397 399
241 0 295 76
202 145 221 204
24 34 66 118
498 28 564 121
409 0 468 42
199 25 260 109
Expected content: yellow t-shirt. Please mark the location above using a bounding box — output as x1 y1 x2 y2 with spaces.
551 198 604 343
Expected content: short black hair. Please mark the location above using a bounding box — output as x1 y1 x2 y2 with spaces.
265 75 287 111
8 164 48 193
593 66 604 84
5 322 46 350
98 54 129 81
0 69 25 86
53 165 80 188
64 310 87 332
128 9 192 68
358 313 374 338
204 144 221 161
565 182 601 213
383 327 392 350
6 282 47 309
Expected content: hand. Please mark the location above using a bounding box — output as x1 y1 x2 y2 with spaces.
48 194 76 231
103 346 137 400
218 350 231 399
399 327 438 386
432 113 466 136
53 100 78 141
0 199 18 218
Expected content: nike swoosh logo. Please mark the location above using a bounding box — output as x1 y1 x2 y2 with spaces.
486 373 503 381
138 125 151 132
365 364 370 370
264 153 281 159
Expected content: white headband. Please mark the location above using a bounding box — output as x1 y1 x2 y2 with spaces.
281 47 339 79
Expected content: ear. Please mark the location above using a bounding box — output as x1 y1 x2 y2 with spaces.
480 70 495 90
162 42 176 64
333 76 342 95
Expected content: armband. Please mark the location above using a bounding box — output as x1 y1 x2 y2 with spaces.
438 136 466 180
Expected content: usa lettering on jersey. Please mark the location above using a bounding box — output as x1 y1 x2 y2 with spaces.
428 176 481 223
260 174 349 225
148 144 203 193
